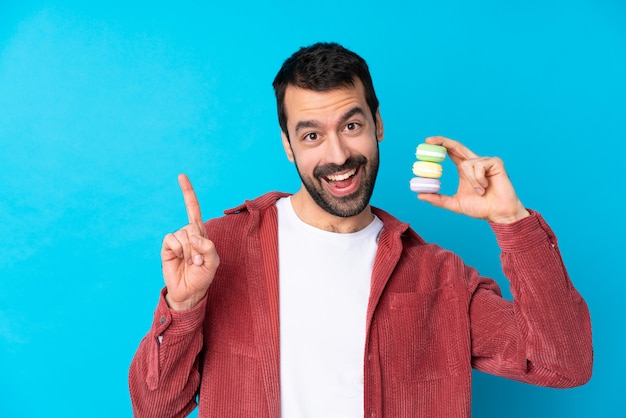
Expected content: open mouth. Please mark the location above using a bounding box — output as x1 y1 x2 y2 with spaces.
321 166 362 196
324 167 358 186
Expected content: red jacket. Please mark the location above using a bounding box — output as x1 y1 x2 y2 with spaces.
129 192 593 417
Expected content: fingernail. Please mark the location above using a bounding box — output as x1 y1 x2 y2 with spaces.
193 254 203 265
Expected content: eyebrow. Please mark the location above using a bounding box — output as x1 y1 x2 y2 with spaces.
294 106 367 135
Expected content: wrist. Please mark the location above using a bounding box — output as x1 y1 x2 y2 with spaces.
488 203 530 224
165 291 205 312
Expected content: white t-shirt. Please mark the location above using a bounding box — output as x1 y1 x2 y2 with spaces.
277 196 383 418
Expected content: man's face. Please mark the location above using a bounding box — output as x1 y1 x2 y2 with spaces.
281 79 384 218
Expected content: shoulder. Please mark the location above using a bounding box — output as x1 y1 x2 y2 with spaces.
371 205 426 246
372 205 467 269
205 191 290 236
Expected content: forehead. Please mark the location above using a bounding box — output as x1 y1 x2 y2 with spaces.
283 79 369 130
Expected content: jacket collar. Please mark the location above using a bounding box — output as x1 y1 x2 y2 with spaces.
225 191 411 237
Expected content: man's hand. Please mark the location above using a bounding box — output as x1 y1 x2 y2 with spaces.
161 174 220 311
417 136 530 224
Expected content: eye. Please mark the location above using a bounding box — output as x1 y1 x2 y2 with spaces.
344 122 361 132
304 132 319 142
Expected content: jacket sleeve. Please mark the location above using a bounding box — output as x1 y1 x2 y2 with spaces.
468 210 593 387
129 287 207 417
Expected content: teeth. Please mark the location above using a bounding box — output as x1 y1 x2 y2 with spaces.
327 168 356 182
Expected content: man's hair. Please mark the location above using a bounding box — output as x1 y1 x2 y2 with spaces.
272 42 379 139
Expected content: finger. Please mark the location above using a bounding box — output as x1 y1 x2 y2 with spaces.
185 223 208 266
459 158 490 195
178 173 203 226
472 159 490 191
471 165 487 196
425 136 480 162
172 228 195 265
417 192 459 213
189 235 219 267
161 233 184 261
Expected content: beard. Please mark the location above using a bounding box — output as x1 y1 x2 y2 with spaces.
293 146 380 218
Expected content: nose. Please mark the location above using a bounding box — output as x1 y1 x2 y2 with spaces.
324 134 350 166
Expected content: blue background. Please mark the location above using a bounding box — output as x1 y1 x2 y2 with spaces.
1 1 624 417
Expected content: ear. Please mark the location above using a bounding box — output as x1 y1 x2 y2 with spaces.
375 110 384 142
281 131 295 162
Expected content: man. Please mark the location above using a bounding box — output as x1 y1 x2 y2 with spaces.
129 42 592 418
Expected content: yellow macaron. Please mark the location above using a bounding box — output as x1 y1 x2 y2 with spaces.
412 161 443 179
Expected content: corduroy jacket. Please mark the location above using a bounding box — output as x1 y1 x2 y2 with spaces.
129 192 593 417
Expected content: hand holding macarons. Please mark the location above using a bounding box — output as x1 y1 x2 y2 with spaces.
413 136 530 224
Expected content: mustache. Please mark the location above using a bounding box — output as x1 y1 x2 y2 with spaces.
313 155 367 178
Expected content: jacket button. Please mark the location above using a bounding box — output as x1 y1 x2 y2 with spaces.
159 316 166 325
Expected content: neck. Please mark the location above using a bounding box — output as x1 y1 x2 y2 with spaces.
290 190 374 233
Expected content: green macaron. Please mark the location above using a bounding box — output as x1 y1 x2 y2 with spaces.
415 143 447 163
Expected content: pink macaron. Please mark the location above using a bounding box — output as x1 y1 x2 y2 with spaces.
409 177 441 194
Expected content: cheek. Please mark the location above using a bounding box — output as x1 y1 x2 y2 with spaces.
362 139 380 159
294 155 315 175
292 149 323 176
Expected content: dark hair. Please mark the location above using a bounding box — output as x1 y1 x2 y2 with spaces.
272 42 379 139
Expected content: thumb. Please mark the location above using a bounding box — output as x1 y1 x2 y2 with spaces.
417 193 455 211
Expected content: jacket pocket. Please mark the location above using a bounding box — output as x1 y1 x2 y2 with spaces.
389 288 467 381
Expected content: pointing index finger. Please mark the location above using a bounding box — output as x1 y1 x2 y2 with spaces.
178 173 203 225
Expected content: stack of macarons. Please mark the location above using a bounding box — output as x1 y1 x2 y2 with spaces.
410 143 447 193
